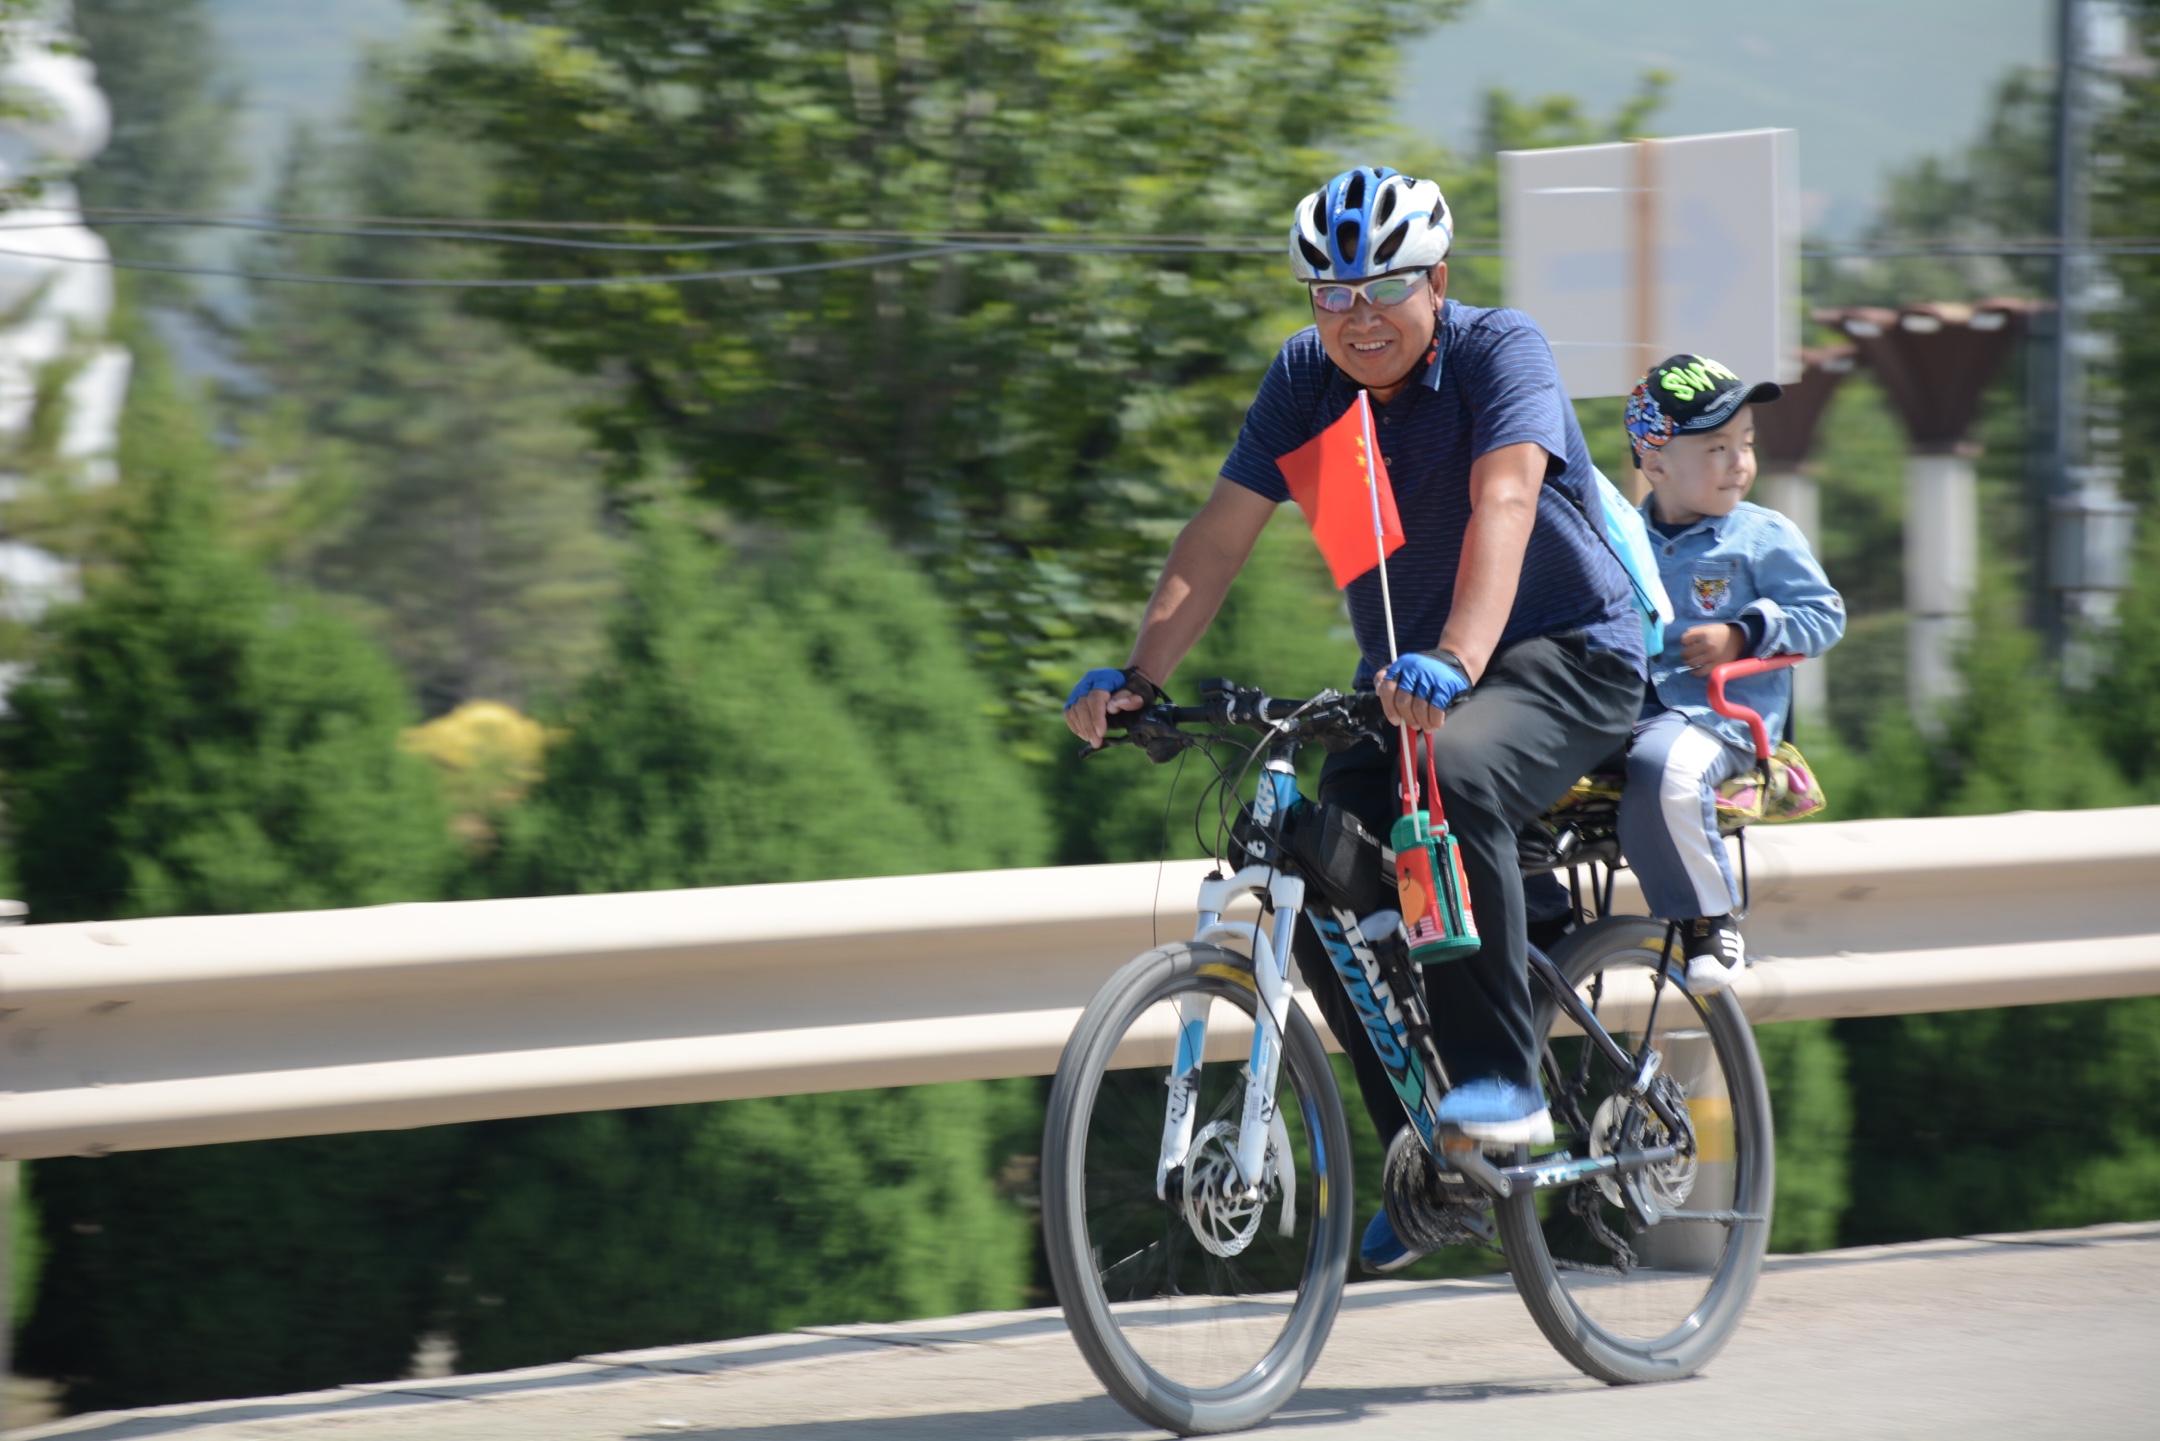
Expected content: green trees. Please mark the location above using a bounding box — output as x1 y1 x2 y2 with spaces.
467 506 1047 1370
443 1082 1039 1372
1755 1022 1853 1253
11 372 1051 1407
239 71 619 714
1839 998 2160 1244
0 342 453 923
2090 520 2160 792
73 0 242 274
498 508 1048 892
1045 508 1359 864
19 1131 469 1413
6 344 466 1409
407 0 1464 702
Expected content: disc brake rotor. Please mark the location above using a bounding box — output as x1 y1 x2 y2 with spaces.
1180 1119 1279 1258
1588 1080 1698 1214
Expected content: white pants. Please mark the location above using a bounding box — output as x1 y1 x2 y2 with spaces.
1617 709 1754 919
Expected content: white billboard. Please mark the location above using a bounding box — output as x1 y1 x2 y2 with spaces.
1500 129 1800 398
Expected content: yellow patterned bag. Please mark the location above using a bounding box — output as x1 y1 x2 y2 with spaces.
1715 742 1827 825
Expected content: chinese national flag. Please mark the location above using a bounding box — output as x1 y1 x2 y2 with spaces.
1274 391 1406 590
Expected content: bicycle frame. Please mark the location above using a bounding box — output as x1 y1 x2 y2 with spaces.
1126 686 1713 1211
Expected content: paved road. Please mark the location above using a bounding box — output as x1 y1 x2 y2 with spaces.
18 1222 2160 1441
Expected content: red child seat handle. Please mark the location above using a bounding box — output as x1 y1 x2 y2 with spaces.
1706 654 1805 762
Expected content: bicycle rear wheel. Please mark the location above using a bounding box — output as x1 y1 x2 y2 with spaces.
1042 942 1352 1436
1496 917 1773 1384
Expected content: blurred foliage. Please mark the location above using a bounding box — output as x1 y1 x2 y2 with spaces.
1755 1020 1853 1252
464 506 1046 1368
2 340 466 1412
403 0 1465 714
10 1162 38 1332
2103 1 2160 511
495 504 1049 893
0 336 454 923
2089 517 2160 791
1043 508 1356 864
1806 574 2128 821
444 1081 1039 1371
236 68 621 715
1808 375 1909 624
20 1130 468 1413
1838 996 2160 1244
59 0 242 275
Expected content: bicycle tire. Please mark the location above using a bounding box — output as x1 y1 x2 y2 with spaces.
1042 942 1353 1436
1495 916 1774 1385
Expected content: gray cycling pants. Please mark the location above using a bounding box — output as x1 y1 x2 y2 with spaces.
1290 630 1641 1147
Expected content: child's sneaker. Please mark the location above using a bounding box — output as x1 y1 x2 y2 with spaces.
1682 915 1745 994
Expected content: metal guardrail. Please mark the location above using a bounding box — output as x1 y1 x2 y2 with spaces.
2 806 2156 1161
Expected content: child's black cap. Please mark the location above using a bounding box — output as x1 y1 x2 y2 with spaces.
1626 354 1782 468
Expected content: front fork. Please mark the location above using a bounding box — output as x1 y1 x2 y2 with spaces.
1154 858 1305 1200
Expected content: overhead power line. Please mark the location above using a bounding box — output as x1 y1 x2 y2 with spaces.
0 206 2148 290
0 241 982 289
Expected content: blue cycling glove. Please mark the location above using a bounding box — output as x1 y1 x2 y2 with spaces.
1382 651 1470 710
1066 667 1163 710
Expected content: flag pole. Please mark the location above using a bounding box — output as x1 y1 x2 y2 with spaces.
1356 390 1419 811
1356 391 1400 666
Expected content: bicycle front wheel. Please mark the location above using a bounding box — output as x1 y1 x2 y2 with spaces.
1496 917 1773 1385
1042 942 1352 1436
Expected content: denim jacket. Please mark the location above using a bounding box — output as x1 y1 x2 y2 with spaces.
1640 500 1845 753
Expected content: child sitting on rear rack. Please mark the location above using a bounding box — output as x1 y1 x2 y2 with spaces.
1619 354 1846 993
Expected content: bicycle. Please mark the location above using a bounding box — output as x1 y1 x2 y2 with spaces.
1042 658 1794 1435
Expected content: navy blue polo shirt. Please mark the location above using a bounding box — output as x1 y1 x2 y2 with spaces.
1220 300 1644 688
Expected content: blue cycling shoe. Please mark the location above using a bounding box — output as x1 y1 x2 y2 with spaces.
1360 1206 1429 1274
1434 1077 1555 1147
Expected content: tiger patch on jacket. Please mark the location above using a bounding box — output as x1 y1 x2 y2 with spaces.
1692 574 1731 613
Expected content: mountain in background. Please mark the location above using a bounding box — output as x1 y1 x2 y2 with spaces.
194 1 2047 236
1401 0 2052 237
206 0 411 209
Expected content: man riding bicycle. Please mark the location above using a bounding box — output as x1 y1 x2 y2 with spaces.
1065 165 1644 1273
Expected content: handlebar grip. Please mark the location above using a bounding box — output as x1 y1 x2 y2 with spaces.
1706 654 1803 761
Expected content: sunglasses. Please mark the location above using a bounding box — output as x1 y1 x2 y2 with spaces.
1307 270 1430 314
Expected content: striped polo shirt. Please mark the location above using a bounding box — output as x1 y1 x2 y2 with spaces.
1220 299 1644 688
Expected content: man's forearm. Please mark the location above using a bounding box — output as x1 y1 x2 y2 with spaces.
1127 478 1275 686
1436 442 1544 681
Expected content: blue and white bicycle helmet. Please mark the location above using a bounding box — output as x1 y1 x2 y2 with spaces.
1289 166 1454 281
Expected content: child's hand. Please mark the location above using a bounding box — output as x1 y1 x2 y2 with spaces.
1681 622 1749 676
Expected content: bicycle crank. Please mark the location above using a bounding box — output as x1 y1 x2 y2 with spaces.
1383 1127 1496 1252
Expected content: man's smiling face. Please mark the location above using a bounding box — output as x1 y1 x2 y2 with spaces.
1311 264 1446 400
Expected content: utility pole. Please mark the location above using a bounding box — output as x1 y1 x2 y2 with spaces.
2046 0 2145 682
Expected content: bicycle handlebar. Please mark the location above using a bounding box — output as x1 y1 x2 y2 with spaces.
1706 654 1804 761
1091 679 1385 761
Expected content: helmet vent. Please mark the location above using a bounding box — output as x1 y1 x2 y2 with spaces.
1373 219 1409 267
1333 219 1361 264
1375 185 1397 227
1342 171 1366 212
1297 234 1331 271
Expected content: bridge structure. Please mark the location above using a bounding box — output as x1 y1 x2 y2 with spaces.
4 805 2159 1437
14 1222 2160 1438
4 805 2157 1161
